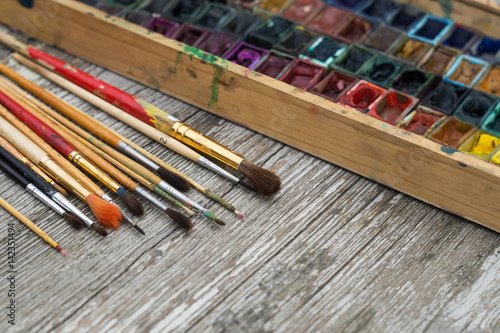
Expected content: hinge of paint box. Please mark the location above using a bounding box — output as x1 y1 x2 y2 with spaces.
18 0 35 9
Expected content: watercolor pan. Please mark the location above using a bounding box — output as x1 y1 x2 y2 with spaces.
453 90 498 126
224 42 269 69
481 101 500 135
428 117 477 149
255 51 295 79
190 3 236 30
477 67 500 97
421 81 469 115
220 11 262 38
469 36 500 65
459 130 500 160
279 59 326 90
282 0 325 24
366 90 416 125
388 37 432 67
332 45 376 75
247 16 295 49
228 0 261 8
306 6 348 35
387 5 423 31
362 25 402 53
310 70 358 102
300 37 346 67
170 24 210 47
361 55 404 88
326 0 368 11
254 0 294 16
274 26 316 56
161 0 205 23
390 68 436 97
333 15 374 44
198 32 239 57
144 0 173 14
337 80 386 112
444 54 490 88
359 0 401 23
407 14 454 45
418 47 457 76
144 17 179 37
125 10 153 26
397 106 446 136
442 25 479 52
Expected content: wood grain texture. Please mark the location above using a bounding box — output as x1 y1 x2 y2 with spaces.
0 32 498 333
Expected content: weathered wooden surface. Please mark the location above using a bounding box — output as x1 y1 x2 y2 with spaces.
0 29 498 333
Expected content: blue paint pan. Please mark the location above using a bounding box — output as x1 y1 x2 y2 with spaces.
408 14 454 45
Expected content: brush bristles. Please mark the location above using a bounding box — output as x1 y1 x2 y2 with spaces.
63 212 84 229
119 191 145 216
239 160 281 196
86 194 122 229
165 208 193 230
90 223 109 236
157 167 191 192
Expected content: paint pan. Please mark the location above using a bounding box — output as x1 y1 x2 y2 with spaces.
327 0 368 11
162 0 205 23
361 56 404 88
247 16 295 49
366 90 416 125
255 51 295 78
389 37 432 66
390 68 435 97
444 54 489 87
282 0 325 24
337 80 386 112
397 106 445 136
333 15 374 44
255 0 294 16
190 3 236 30
300 37 346 67
490 149 500 165
144 17 180 37
477 67 500 97
144 0 173 15
228 0 260 9
279 59 326 90
224 42 269 69
481 101 500 135
171 24 210 47
429 117 477 149
418 47 457 76
387 5 423 31
124 10 153 26
408 14 454 45
360 0 401 23
221 11 262 38
306 6 348 35
459 130 500 160
453 90 498 126
332 45 375 75
198 32 239 57
469 36 500 64
362 25 402 53
311 70 358 101
442 25 479 52
421 81 469 115
275 26 316 56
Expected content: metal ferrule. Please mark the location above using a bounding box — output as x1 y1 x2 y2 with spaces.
26 183 66 216
52 192 94 227
170 122 244 171
68 151 121 193
117 141 160 171
159 180 205 212
135 187 167 211
197 156 240 183
39 155 88 201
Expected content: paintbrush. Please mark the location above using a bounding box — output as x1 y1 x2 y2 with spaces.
0 111 114 235
0 42 279 195
0 150 83 229
0 135 68 196
0 71 244 220
0 195 67 255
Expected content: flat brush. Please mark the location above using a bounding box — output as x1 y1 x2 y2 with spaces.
0 135 68 196
0 68 244 220
0 112 112 235
0 195 66 255
0 152 82 229
4 50 268 193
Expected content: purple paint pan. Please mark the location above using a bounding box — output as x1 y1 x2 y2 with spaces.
145 17 180 37
198 32 239 57
170 24 210 47
224 42 269 69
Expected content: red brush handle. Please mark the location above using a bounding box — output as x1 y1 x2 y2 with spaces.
26 47 157 126
0 90 76 157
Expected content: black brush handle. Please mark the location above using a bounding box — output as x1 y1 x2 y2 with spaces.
0 145 57 196
0 156 31 188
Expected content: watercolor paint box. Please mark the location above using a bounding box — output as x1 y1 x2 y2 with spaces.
397 106 446 136
459 130 500 160
12 0 500 232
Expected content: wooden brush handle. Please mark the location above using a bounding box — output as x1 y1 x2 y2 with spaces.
0 62 122 146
